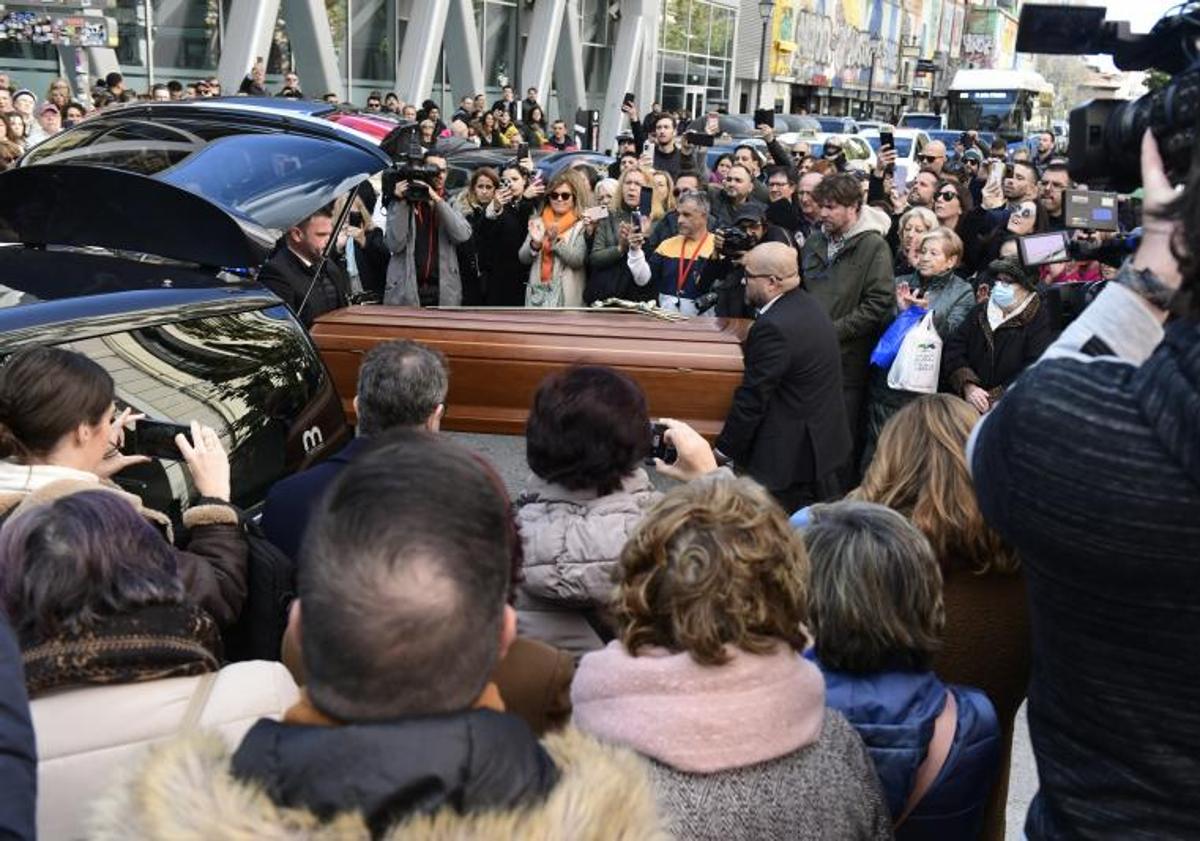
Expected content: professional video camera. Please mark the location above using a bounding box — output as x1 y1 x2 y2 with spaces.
715 226 757 258
1017 3 1200 192
380 123 443 204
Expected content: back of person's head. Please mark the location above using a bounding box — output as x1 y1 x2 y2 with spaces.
804 501 944 673
616 477 809 666
0 490 184 642
0 347 113 460
356 341 449 436
851 395 1016 574
525 366 650 495
300 431 514 721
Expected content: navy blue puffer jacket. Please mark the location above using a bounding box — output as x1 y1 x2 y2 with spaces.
811 657 1000 841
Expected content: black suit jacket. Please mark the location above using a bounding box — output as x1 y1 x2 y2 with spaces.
258 243 350 328
261 437 369 560
716 287 850 491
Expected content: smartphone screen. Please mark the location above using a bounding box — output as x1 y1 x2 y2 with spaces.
623 92 635 107
124 420 192 460
880 129 894 150
1018 231 1070 267
516 142 529 160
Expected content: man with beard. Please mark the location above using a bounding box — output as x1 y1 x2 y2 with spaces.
714 241 849 511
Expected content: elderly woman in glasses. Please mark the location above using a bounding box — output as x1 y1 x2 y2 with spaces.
520 169 593 307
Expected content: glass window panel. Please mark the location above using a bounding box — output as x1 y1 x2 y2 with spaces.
583 45 612 96
661 53 686 86
147 0 221 71
352 0 392 81
483 1 518 87
660 85 685 112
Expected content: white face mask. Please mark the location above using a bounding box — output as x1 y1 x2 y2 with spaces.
991 281 1016 309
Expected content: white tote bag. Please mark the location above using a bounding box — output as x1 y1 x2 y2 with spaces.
887 310 942 394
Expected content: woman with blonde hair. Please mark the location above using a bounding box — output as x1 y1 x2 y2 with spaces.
520 168 592 307
572 477 892 840
895 207 937 275
844 394 1027 841
650 169 675 223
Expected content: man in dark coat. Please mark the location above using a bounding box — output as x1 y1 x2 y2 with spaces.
257 207 351 328
261 339 447 560
716 241 850 512
0 611 35 840
801 174 894 469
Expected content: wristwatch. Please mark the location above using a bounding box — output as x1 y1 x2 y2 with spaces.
1118 259 1177 311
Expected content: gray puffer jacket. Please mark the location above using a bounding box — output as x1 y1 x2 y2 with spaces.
514 469 660 659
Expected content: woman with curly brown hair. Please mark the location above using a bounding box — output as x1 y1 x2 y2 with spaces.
819 393 1027 841
519 168 592 307
571 477 892 841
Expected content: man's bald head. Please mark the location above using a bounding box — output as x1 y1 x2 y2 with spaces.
922 140 947 174
744 242 799 308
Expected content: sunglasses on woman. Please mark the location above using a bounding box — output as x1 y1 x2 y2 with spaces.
936 190 958 202
549 191 573 200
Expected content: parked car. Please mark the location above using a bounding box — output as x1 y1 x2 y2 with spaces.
859 128 931 185
9 99 397 514
898 111 946 131
809 114 861 134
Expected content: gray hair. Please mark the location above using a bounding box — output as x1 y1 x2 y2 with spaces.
802 501 944 673
898 206 938 234
356 340 448 435
676 188 710 215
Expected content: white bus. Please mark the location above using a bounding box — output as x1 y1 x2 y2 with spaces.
947 69 1053 140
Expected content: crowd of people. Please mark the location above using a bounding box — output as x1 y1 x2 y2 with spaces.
1 58 1196 841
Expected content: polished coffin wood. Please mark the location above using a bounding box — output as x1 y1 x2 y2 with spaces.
311 307 751 438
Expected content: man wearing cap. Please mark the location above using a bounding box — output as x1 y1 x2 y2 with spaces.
708 202 794 317
961 147 986 206
10 90 35 123
31 103 60 143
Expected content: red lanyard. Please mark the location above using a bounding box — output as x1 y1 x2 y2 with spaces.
676 234 710 292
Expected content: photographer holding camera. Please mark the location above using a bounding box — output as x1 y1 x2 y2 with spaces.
970 131 1200 839
705 203 794 318
383 152 473 307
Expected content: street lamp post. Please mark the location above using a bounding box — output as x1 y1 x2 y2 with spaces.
758 0 775 108
864 40 880 120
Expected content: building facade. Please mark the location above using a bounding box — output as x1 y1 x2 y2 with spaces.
3 0 979 141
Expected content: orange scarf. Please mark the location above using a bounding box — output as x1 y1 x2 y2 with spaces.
538 206 577 283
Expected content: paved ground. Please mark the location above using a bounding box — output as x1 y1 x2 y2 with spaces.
450 430 1039 837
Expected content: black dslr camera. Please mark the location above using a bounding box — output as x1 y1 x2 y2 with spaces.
716 226 756 257
380 124 442 204
1017 3 1200 191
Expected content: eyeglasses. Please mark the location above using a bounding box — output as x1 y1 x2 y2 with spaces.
917 154 943 163
936 190 959 202
549 191 574 200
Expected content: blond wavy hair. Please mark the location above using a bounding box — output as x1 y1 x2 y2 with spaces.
615 477 810 666
849 394 1019 576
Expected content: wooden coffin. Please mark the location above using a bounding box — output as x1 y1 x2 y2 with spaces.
311 307 751 439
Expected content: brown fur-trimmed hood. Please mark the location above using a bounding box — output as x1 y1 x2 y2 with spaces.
87 726 668 840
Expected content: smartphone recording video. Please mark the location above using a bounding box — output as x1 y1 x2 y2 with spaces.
123 420 191 460
1018 231 1071 267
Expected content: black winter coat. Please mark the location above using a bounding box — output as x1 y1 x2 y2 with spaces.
942 294 1055 398
232 709 558 837
0 612 34 840
478 200 534 306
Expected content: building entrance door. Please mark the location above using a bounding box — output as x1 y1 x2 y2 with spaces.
684 86 706 121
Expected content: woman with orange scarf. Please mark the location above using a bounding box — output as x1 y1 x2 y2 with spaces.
519 169 592 307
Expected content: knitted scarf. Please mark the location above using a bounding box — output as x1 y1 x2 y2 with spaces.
571 640 826 773
538 206 577 283
21 603 221 697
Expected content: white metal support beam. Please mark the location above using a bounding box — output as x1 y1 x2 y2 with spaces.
216 0 280 94
282 0 343 99
521 0 567 109
445 0 486 100
599 0 659 152
396 0 451 105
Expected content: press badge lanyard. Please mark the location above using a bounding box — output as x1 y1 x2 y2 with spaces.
676 234 711 293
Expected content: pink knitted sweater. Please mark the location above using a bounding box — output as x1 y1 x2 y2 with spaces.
571 640 825 773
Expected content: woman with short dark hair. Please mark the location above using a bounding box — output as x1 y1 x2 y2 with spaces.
479 164 541 306
0 490 298 840
803 501 1001 840
572 478 892 840
0 346 248 629
516 366 716 657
